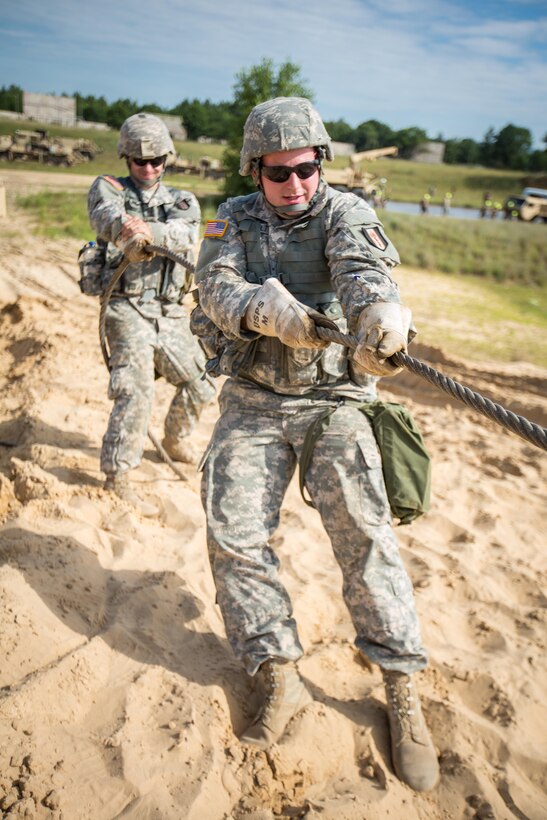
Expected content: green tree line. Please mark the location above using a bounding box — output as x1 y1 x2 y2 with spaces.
1 72 546 172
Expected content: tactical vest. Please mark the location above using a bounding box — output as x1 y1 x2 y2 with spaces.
100 178 189 303
207 197 353 393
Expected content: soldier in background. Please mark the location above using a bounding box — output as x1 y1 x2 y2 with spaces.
420 191 431 214
192 97 439 792
442 190 453 215
85 113 215 514
480 191 493 218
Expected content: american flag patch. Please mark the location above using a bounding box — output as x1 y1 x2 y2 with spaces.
204 219 228 238
104 174 124 191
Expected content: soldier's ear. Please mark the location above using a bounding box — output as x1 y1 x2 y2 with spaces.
251 168 260 187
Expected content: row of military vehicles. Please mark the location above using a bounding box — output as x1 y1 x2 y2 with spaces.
168 145 398 198
0 128 102 166
2 127 545 221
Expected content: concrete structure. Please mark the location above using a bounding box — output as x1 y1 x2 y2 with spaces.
76 119 110 131
331 141 355 157
411 141 445 164
158 115 187 141
23 92 76 126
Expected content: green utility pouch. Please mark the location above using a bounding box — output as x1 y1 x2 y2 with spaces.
299 400 431 525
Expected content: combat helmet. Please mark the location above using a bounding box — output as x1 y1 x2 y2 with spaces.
118 112 175 160
239 97 333 176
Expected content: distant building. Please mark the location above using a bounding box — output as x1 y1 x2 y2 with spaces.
76 119 110 131
23 92 76 126
331 141 356 157
411 141 445 164
158 115 187 141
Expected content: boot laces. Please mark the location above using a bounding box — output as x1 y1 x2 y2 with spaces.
261 663 282 718
386 674 420 737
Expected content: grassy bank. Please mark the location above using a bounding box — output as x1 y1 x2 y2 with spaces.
15 190 222 240
16 190 546 287
381 212 547 285
396 267 546 367
342 156 523 209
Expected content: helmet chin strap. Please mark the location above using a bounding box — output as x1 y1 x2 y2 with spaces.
271 201 311 217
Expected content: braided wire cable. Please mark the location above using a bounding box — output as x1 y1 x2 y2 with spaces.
316 326 547 451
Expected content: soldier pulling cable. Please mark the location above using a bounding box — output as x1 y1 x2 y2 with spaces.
80 112 215 514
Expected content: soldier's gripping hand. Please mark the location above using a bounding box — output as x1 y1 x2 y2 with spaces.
116 216 154 262
243 278 332 349
353 301 415 376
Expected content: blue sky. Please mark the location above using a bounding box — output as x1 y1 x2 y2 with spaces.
1 0 546 147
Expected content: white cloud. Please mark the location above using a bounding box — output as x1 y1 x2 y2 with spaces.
0 0 545 145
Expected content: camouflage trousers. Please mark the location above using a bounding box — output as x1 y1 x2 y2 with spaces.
201 377 427 676
101 299 215 475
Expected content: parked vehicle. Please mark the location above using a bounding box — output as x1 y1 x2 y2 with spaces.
504 187 547 222
0 129 102 166
323 146 398 199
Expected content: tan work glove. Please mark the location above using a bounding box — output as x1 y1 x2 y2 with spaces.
353 301 414 376
116 216 154 262
244 278 334 349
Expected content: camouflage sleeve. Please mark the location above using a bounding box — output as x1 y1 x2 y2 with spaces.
326 195 402 331
87 176 126 242
194 200 260 339
150 189 201 253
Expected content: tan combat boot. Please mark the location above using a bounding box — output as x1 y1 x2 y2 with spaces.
383 670 440 792
104 473 158 517
240 660 313 749
161 436 199 464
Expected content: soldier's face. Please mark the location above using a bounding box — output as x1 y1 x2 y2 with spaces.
129 157 165 187
260 148 319 208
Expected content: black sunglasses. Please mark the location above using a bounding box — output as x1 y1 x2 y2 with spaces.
260 160 320 183
132 155 166 167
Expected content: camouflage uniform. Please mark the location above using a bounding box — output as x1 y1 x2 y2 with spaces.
193 98 427 677
88 172 215 475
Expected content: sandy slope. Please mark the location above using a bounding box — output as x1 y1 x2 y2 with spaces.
0 197 546 819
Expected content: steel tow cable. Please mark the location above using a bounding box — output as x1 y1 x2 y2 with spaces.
100 246 547 452
315 326 547 451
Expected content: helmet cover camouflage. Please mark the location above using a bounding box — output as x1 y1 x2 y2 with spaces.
118 112 175 160
239 97 334 175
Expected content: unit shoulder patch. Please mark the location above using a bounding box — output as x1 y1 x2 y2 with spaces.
103 175 124 191
362 226 388 251
204 219 229 238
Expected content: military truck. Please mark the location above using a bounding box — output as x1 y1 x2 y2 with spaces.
0 129 101 166
165 154 195 175
323 146 398 199
165 153 226 179
504 187 547 222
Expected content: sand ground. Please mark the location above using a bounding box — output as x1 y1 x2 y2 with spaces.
0 171 546 819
